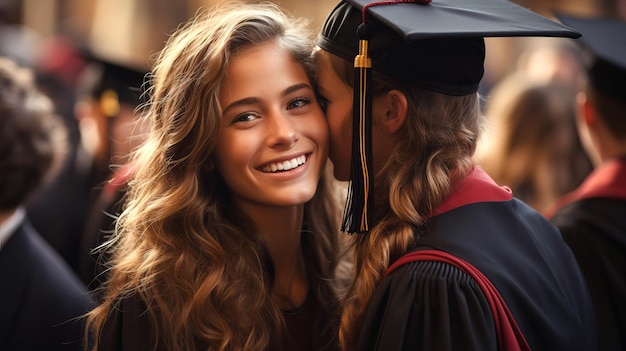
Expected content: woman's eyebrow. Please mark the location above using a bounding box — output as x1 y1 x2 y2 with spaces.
222 83 312 114
282 83 312 97
222 97 259 114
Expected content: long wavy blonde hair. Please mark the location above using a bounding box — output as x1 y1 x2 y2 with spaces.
323 53 481 350
86 3 341 350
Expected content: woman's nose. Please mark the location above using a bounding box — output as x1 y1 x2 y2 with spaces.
266 111 298 148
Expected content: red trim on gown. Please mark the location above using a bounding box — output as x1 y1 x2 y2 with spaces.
544 158 626 219
428 166 512 217
384 250 531 351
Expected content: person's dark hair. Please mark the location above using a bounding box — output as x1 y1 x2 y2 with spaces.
587 82 626 140
0 57 67 210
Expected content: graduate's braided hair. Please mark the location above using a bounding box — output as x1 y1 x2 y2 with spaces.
323 52 479 351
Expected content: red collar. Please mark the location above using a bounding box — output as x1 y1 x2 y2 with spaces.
429 167 513 217
544 158 626 219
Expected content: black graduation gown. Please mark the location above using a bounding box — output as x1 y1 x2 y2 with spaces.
548 158 626 351
357 168 597 351
89 164 340 350
0 218 94 351
97 290 338 351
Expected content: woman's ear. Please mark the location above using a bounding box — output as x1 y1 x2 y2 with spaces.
377 89 408 135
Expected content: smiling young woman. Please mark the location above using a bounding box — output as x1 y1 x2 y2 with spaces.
85 3 344 351
216 40 328 210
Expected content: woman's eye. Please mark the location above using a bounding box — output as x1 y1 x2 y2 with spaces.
287 97 312 110
233 112 259 123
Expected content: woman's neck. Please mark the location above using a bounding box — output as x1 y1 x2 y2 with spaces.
271 244 308 310
238 203 310 309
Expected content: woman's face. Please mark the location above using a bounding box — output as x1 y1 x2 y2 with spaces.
215 40 328 209
315 50 353 181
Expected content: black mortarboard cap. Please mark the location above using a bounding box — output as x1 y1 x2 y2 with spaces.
555 14 626 102
318 0 581 234
77 55 147 118
319 0 581 95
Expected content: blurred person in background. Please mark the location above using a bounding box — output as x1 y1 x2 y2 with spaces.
25 36 91 271
0 56 93 351
78 60 149 292
474 72 593 213
516 39 586 88
0 23 87 272
545 14 626 351
27 52 147 278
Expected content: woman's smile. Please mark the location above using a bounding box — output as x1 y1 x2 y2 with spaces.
260 154 308 173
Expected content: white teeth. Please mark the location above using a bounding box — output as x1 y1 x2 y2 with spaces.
262 155 306 173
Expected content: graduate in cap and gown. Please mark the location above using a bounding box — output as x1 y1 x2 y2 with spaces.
26 54 146 282
315 0 598 350
544 15 626 351
75 58 149 292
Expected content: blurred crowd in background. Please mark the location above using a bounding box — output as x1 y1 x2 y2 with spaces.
0 0 625 88
0 0 625 349
0 0 623 289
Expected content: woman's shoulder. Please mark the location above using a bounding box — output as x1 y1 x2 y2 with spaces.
380 258 487 301
358 259 496 350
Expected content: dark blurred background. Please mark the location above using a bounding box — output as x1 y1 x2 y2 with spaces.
0 0 623 87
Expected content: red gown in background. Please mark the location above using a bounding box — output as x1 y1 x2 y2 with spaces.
547 158 626 351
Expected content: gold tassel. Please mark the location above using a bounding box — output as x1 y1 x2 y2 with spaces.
342 37 373 234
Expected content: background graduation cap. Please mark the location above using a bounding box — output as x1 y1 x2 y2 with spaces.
318 0 581 234
555 14 626 102
76 53 147 118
